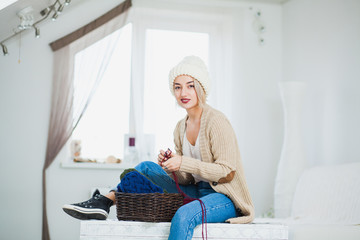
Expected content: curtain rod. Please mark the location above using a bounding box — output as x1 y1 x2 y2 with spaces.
49 0 132 52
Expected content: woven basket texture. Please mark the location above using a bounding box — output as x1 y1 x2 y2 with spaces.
115 192 184 222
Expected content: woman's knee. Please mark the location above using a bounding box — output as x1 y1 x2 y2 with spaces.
135 161 161 174
172 207 189 225
170 206 198 239
171 204 199 227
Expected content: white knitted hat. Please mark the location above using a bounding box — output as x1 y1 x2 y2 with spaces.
168 56 211 97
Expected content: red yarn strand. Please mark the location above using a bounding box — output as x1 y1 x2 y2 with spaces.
163 149 208 240
172 172 208 240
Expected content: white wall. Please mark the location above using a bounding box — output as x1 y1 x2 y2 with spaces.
0 1 132 239
282 0 360 166
0 27 52 239
0 0 283 239
232 3 283 219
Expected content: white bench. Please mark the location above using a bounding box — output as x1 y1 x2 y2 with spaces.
80 220 288 240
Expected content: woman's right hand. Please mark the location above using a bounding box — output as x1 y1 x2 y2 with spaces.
157 149 166 166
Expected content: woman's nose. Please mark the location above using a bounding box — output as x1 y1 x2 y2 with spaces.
180 90 186 97
180 87 188 96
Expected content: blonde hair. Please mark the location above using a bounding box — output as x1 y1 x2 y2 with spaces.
194 79 206 108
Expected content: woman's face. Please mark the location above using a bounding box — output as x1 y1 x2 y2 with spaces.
174 75 199 110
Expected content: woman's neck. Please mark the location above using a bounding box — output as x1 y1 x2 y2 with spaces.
186 105 203 123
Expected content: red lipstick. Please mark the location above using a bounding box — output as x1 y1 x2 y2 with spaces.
181 98 190 104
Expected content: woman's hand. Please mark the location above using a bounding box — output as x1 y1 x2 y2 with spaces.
163 155 182 172
157 149 182 172
157 149 167 167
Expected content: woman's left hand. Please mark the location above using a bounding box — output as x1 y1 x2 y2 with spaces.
163 154 182 172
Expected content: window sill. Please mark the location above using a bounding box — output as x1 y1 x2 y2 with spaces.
61 162 135 170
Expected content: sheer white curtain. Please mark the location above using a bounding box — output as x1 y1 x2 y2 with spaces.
274 81 307 218
71 26 126 130
42 5 131 240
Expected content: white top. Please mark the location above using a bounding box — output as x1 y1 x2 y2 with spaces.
182 131 208 183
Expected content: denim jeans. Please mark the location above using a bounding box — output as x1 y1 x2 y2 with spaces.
131 161 238 240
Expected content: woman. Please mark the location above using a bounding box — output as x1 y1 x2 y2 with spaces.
63 56 254 239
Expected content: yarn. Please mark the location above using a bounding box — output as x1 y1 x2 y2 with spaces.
118 170 164 194
120 168 137 180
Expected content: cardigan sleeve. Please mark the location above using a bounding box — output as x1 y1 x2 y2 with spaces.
179 114 239 183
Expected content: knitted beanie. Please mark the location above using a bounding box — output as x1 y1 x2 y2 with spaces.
168 56 211 98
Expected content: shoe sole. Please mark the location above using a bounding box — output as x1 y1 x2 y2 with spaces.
62 204 108 220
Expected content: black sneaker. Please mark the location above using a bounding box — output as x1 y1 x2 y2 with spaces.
62 189 113 220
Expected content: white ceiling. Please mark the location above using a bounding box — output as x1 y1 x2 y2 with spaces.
0 0 287 45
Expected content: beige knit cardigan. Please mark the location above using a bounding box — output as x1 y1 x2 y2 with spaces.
173 104 254 224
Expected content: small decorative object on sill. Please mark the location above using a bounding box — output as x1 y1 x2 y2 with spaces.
124 134 139 164
70 139 82 158
73 158 97 163
105 155 122 164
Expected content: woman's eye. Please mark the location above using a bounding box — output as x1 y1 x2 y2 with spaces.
189 85 195 88
174 86 180 90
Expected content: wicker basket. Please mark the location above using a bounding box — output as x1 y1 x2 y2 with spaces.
115 192 184 222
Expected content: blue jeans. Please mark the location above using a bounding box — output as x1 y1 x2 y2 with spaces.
131 161 238 240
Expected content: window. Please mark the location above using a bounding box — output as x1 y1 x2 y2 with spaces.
71 24 132 161
69 8 231 165
144 29 209 152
